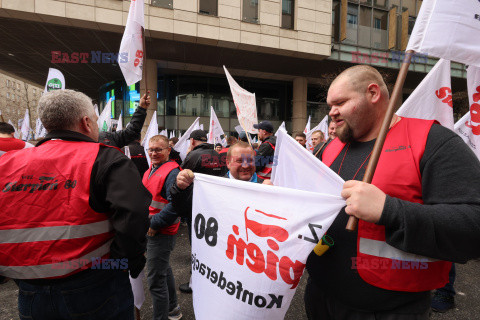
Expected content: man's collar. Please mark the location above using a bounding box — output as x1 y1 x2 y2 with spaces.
227 171 258 183
36 130 96 147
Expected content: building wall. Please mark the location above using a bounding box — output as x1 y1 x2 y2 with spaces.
0 72 43 131
0 0 332 60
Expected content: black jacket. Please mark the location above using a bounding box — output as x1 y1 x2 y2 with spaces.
99 107 147 148
124 141 149 177
255 135 276 172
37 131 151 279
181 143 226 176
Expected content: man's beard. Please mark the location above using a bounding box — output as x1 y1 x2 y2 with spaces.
336 122 354 143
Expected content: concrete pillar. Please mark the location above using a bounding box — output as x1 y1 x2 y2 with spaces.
292 77 308 134
140 59 158 139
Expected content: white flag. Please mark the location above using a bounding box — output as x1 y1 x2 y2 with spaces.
407 0 480 67
124 145 131 159
20 109 30 141
8 120 18 139
117 113 123 131
130 270 146 310
142 111 159 167
192 173 344 320
275 122 288 137
272 129 344 195
208 106 227 146
305 119 326 153
318 115 329 141
224 66 258 134
44 68 66 93
454 65 480 159
159 129 168 137
94 104 100 117
174 117 200 161
304 116 311 134
119 0 145 86
98 98 113 132
35 118 47 139
169 130 175 139
396 59 454 129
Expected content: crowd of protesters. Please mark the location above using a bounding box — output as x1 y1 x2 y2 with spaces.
1 65 479 320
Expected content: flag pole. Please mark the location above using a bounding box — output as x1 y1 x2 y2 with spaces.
142 26 148 93
345 50 414 231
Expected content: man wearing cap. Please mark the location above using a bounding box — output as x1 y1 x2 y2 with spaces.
253 121 276 180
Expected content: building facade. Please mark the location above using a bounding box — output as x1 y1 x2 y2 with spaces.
0 0 468 136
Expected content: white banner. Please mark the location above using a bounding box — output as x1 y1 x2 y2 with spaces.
396 59 454 129
97 98 113 132
130 270 146 310
303 116 311 134
275 121 287 137
119 0 145 86
272 129 344 195
44 68 66 93
174 117 200 161
407 0 480 67
142 111 159 167
318 115 329 141
224 66 258 134
20 109 30 141
208 106 227 146
192 174 345 320
454 65 480 158
35 118 47 139
117 113 123 131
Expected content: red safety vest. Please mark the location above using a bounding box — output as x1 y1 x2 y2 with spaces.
322 118 451 292
142 161 181 235
257 141 275 180
0 140 114 280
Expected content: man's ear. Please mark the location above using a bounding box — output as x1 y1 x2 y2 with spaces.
367 83 381 104
80 116 94 134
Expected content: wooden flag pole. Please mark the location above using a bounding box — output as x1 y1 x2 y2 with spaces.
346 51 414 231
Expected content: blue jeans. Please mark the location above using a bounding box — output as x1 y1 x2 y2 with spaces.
15 269 134 320
147 233 178 320
436 263 456 297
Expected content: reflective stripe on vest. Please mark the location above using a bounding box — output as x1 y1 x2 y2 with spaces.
0 221 113 244
258 163 273 179
150 200 166 210
0 239 113 279
359 238 438 262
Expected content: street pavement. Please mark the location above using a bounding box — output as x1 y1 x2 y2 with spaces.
1 223 479 319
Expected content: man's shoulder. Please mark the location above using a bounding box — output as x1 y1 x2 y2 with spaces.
265 135 276 145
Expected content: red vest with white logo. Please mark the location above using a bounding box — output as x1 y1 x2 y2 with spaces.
142 161 181 235
257 141 276 180
0 140 114 279
322 118 451 292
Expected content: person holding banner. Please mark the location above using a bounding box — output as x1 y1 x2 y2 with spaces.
305 65 480 319
0 89 151 320
143 135 183 320
310 130 325 149
253 121 276 179
99 92 150 148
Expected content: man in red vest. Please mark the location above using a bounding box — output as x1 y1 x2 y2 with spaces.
0 89 151 320
0 121 34 153
305 65 480 319
143 135 182 320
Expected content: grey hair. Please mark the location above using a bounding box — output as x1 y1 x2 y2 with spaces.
38 89 94 132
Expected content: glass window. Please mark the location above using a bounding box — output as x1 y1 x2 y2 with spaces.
243 0 259 24
374 17 381 29
6 79 10 87
6 92 10 99
151 0 173 9
282 0 294 29
347 13 358 26
199 0 218 16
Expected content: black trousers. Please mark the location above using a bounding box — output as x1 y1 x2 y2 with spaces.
304 278 429 320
